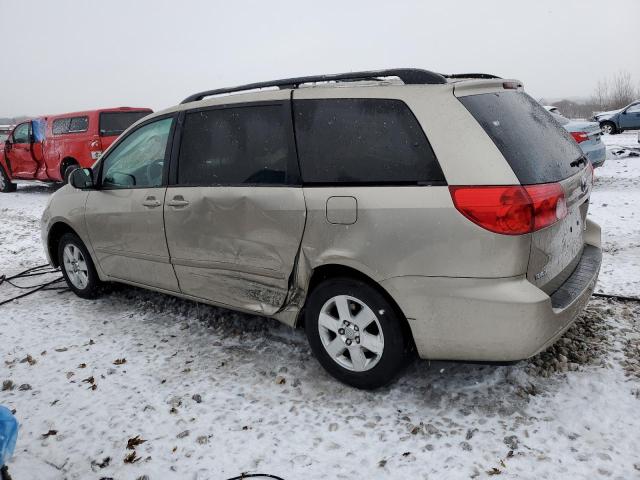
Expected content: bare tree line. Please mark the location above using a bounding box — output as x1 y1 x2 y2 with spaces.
541 71 639 119
591 71 639 111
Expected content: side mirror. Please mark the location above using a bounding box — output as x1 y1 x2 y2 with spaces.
4 139 11 151
105 172 136 187
70 168 94 189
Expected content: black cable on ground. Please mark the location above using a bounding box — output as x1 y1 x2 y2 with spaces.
225 474 285 480
592 292 640 303
0 263 64 307
0 277 65 307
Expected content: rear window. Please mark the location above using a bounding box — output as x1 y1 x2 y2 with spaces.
459 91 583 184
99 111 150 137
293 98 445 185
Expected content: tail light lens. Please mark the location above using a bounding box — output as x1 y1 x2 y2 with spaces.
89 138 103 160
449 184 567 235
570 131 589 143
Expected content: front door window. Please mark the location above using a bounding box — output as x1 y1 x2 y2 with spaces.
101 117 173 188
12 123 30 144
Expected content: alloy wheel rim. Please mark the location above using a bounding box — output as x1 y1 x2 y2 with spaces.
603 124 612 134
318 295 384 372
0 171 5 189
63 244 89 290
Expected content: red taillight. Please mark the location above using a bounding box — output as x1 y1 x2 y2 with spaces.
449 184 566 235
570 131 589 143
525 183 567 231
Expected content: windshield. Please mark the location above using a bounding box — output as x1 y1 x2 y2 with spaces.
459 91 583 184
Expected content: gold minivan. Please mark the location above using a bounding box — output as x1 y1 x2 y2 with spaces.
41 69 602 389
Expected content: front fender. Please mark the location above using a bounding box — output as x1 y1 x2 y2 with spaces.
599 114 619 127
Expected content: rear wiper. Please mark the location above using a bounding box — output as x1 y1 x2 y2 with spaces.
570 157 587 168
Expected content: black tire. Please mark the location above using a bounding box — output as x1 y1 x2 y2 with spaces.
304 277 409 389
57 232 102 299
600 121 617 135
0 164 17 192
62 163 78 184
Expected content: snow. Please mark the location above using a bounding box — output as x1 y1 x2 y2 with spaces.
1 133 639 479
590 132 640 297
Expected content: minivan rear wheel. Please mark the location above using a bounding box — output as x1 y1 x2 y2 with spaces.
304 277 408 389
58 232 102 299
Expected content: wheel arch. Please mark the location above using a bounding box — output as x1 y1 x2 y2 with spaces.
0 151 12 178
47 221 81 267
298 263 416 352
600 120 617 134
60 157 79 180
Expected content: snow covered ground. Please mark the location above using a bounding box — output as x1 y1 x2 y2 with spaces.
1 132 639 479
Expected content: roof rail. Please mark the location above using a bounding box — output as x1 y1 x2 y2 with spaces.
180 68 447 104
445 73 502 80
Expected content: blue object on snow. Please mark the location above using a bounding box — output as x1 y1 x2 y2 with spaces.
0 406 18 466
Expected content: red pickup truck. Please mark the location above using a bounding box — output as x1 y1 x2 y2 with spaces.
0 107 152 192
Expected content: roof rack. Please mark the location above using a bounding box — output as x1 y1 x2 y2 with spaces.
444 73 502 80
180 68 447 104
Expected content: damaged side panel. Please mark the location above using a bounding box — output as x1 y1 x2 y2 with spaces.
164 186 307 315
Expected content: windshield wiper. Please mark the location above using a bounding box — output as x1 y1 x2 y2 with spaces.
570 156 587 168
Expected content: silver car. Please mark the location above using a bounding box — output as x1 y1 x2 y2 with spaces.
551 112 606 168
41 69 602 389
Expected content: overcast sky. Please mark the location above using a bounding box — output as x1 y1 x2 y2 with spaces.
1 0 639 117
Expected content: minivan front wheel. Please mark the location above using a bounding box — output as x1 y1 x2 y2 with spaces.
304 277 408 389
58 232 102 298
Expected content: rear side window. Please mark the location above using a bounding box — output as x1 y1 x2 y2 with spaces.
69 116 88 132
52 116 88 135
459 91 583 184
52 118 71 135
293 98 445 185
99 111 150 137
177 104 295 185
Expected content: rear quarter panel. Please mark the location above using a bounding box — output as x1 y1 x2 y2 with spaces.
300 186 531 281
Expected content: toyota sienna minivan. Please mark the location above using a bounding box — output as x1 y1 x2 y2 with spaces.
41 69 602 389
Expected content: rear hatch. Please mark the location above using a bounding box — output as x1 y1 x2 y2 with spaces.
458 89 592 294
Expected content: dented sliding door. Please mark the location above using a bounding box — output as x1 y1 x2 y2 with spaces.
163 94 305 314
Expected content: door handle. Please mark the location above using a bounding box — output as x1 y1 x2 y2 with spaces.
142 196 161 208
166 195 190 207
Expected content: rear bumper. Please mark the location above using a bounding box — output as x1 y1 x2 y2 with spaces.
381 232 602 362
